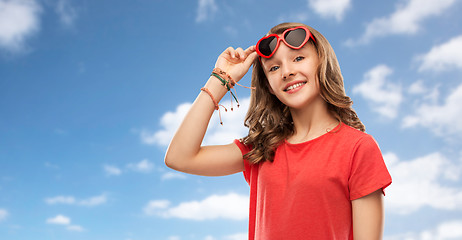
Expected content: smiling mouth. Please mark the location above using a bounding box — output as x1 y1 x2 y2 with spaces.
284 82 307 92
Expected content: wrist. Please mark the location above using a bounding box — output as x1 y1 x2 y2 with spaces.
204 76 228 98
200 67 252 125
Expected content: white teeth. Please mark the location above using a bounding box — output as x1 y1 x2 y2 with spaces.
285 82 306 91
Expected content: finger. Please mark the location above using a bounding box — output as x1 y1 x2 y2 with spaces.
225 46 235 59
243 51 259 68
244 45 256 56
236 47 245 60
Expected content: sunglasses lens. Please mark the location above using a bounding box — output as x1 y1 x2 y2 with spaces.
284 28 307 48
258 36 278 56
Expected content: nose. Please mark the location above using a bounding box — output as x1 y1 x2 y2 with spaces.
281 62 295 80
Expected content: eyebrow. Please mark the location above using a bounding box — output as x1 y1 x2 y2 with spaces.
261 59 276 72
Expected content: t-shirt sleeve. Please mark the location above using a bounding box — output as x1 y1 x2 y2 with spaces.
233 139 252 184
348 135 392 200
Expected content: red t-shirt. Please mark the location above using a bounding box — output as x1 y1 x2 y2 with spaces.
234 123 392 240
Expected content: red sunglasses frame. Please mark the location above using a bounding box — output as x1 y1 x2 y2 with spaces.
256 26 316 59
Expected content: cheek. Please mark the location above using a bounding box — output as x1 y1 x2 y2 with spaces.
266 78 276 95
313 78 323 96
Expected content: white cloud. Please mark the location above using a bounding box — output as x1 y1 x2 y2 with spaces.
0 208 8 221
353 65 402 119
308 0 351 21
202 97 250 146
417 35 462 72
407 80 440 104
105 160 155 176
46 214 85 232
384 152 462 215
347 0 457 45
196 0 217 23
0 0 42 52
78 194 107 206
66 224 85 232
45 193 107 207
46 214 71 225
144 193 249 221
55 0 77 27
385 220 462 240
143 97 250 147
141 102 192 146
161 172 187 181
402 83 462 137
127 159 154 173
408 80 427 95
436 221 462 239
224 233 247 240
103 164 122 176
145 199 170 210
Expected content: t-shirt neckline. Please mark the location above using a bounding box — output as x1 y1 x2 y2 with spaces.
284 122 343 146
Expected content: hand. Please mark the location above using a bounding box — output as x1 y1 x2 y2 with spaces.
214 46 258 83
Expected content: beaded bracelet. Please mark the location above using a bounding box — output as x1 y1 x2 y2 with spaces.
210 72 239 108
211 72 231 91
212 68 235 88
205 67 255 125
212 67 255 90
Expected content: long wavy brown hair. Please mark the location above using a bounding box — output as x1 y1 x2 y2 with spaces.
242 22 365 164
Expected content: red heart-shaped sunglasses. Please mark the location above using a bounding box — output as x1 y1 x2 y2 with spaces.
256 26 316 59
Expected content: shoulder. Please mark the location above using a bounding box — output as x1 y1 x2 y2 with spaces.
339 124 384 165
340 123 368 137
336 123 373 143
331 123 380 153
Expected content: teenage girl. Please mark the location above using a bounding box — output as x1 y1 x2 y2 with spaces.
165 22 392 240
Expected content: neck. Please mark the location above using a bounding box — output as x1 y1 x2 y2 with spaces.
287 97 339 144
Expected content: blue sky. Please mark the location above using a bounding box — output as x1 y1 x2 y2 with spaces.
1 0 462 239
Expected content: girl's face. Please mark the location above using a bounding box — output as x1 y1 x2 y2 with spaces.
261 42 322 110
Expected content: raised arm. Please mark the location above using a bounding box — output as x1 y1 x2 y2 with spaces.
164 46 258 176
